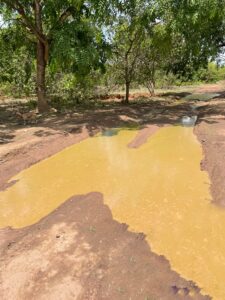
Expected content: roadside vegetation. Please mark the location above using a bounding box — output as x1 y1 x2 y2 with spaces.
0 1 225 111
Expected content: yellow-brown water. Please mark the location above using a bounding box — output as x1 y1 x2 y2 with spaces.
0 126 224 299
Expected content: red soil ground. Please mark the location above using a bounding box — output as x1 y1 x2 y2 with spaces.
1 82 225 299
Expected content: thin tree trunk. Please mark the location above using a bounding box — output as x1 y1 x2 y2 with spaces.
125 81 130 103
34 0 49 112
147 81 155 96
124 51 130 104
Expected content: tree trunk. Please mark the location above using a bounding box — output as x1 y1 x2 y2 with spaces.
124 53 130 104
34 0 49 112
37 40 48 112
147 81 155 96
125 81 130 103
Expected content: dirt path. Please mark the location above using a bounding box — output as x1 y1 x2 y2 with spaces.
1 82 225 299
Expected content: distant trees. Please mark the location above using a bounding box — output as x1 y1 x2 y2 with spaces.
110 19 144 103
136 24 172 95
107 0 164 102
106 0 225 101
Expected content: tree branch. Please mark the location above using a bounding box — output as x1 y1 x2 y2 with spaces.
126 30 140 57
58 6 74 24
47 6 75 38
2 0 47 44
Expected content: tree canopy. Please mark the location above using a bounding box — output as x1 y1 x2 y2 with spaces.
0 0 225 108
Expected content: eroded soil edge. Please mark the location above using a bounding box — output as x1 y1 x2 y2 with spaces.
194 116 225 207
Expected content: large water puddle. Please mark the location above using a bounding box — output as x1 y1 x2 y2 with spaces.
0 126 225 299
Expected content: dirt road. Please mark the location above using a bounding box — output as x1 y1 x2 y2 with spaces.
1 82 225 299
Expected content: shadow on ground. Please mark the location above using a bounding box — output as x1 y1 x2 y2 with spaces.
0 96 204 145
0 192 210 300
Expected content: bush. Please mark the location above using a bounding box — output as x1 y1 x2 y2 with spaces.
0 46 36 97
193 62 225 83
47 70 105 110
155 71 179 89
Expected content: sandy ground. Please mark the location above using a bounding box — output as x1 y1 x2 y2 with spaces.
1 82 225 299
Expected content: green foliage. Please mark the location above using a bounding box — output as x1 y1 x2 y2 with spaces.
47 69 104 110
155 71 178 89
193 62 225 83
49 21 107 76
135 24 173 93
0 26 35 97
104 0 160 101
161 0 225 77
0 0 112 108
1 0 225 106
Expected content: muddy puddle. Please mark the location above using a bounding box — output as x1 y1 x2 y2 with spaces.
0 126 225 299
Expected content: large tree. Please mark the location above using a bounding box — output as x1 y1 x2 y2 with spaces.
0 0 108 111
